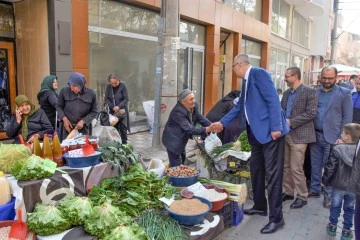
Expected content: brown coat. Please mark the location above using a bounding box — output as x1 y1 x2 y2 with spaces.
281 84 318 144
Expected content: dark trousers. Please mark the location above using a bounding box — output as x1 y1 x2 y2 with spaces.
247 126 285 223
115 117 128 144
167 149 186 167
355 197 360 240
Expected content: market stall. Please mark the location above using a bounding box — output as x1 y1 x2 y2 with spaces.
8 162 119 217
0 133 246 240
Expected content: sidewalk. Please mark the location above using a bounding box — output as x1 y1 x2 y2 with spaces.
128 131 345 240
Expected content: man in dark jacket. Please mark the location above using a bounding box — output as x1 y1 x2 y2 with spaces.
162 89 212 167
206 90 240 143
322 123 360 239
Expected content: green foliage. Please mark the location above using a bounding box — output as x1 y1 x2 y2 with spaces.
27 203 71 236
0 143 31 173
103 223 149 240
57 196 93 226
239 131 251 152
11 155 64 181
101 141 138 174
84 201 131 239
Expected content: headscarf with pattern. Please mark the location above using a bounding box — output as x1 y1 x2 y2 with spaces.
15 95 37 140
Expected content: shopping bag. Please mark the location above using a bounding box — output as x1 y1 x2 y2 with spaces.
109 114 119 126
204 132 222 154
92 125 122 146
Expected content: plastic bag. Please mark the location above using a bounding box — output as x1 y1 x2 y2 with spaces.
204 133 222 154
92 125 122 147
109 114 119 126
148 158 165 177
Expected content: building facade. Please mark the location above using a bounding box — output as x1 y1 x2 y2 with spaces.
0 0 272 138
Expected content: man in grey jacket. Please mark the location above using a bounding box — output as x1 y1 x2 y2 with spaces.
281 67 317 209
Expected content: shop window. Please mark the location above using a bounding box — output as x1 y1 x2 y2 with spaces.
241 39 261 67
88 1 206 129
223 0 262 21
269 49 288 91
271 0 290 39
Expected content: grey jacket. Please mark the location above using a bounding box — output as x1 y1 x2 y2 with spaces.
348 140 360 196
281 84 317 144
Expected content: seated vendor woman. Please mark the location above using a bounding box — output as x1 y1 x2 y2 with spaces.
6 95 53 143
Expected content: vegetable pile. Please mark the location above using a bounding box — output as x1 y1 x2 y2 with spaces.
88 163 176 217
84 201 131 239
211 131 251 157
137 210 187 240
0 143 31 173
27 203 71 236
198 177 247 204
103 223 148 240
166 165 199 177
57 196 93 226
101 141 138 174
11 154 66 181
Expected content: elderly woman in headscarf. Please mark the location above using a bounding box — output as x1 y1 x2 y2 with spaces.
57 72 98 140
6 95 53 143
37 75 58 129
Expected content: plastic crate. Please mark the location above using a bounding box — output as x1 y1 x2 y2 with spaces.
233 202 244 226
213 200 233 228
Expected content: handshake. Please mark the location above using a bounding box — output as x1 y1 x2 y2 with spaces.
205 122 224 133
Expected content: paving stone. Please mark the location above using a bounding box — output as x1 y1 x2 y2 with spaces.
128 131 354 240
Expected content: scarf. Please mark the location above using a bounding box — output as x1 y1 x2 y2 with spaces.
68 72 86 93
37 75 58 101
15 95 37 140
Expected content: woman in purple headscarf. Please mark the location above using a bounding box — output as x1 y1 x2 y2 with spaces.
57 72 98 140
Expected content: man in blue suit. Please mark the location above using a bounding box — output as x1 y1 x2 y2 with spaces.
309 66 353 208
213 54 289 234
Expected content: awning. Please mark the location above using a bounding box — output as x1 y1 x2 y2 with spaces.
312 64 360 75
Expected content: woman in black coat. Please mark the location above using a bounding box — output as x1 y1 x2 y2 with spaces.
104 73 129 144
37 75 58 129
6 95 53 143
57 72 98 141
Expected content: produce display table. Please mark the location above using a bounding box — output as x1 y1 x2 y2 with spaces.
7 162 119 220
36 212 224 240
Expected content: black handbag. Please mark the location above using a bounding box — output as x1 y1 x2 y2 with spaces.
98 111 110 126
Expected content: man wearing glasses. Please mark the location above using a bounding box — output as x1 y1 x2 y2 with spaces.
213 54 289 234
309 66 352 208
281 67 318 209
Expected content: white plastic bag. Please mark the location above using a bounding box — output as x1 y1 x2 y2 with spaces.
92 125 122 147
142 101 155 132
109 114 119 126
204 133 222 154
148 158 165 177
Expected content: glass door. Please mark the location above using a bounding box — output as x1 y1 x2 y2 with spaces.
177 44 204 112
0 41 15 139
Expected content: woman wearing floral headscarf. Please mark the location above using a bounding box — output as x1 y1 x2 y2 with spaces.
6 95 53 143
57 72 98 140
37 75 58 129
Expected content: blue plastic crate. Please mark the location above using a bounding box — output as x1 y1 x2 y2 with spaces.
232 202 244 226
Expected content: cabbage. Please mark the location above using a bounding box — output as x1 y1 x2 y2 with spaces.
27 203 71 236
103 224 148 240
84 201 131 238
57 196 93 226
0 143 31 173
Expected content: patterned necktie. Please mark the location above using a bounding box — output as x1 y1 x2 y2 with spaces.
239 78 247 129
